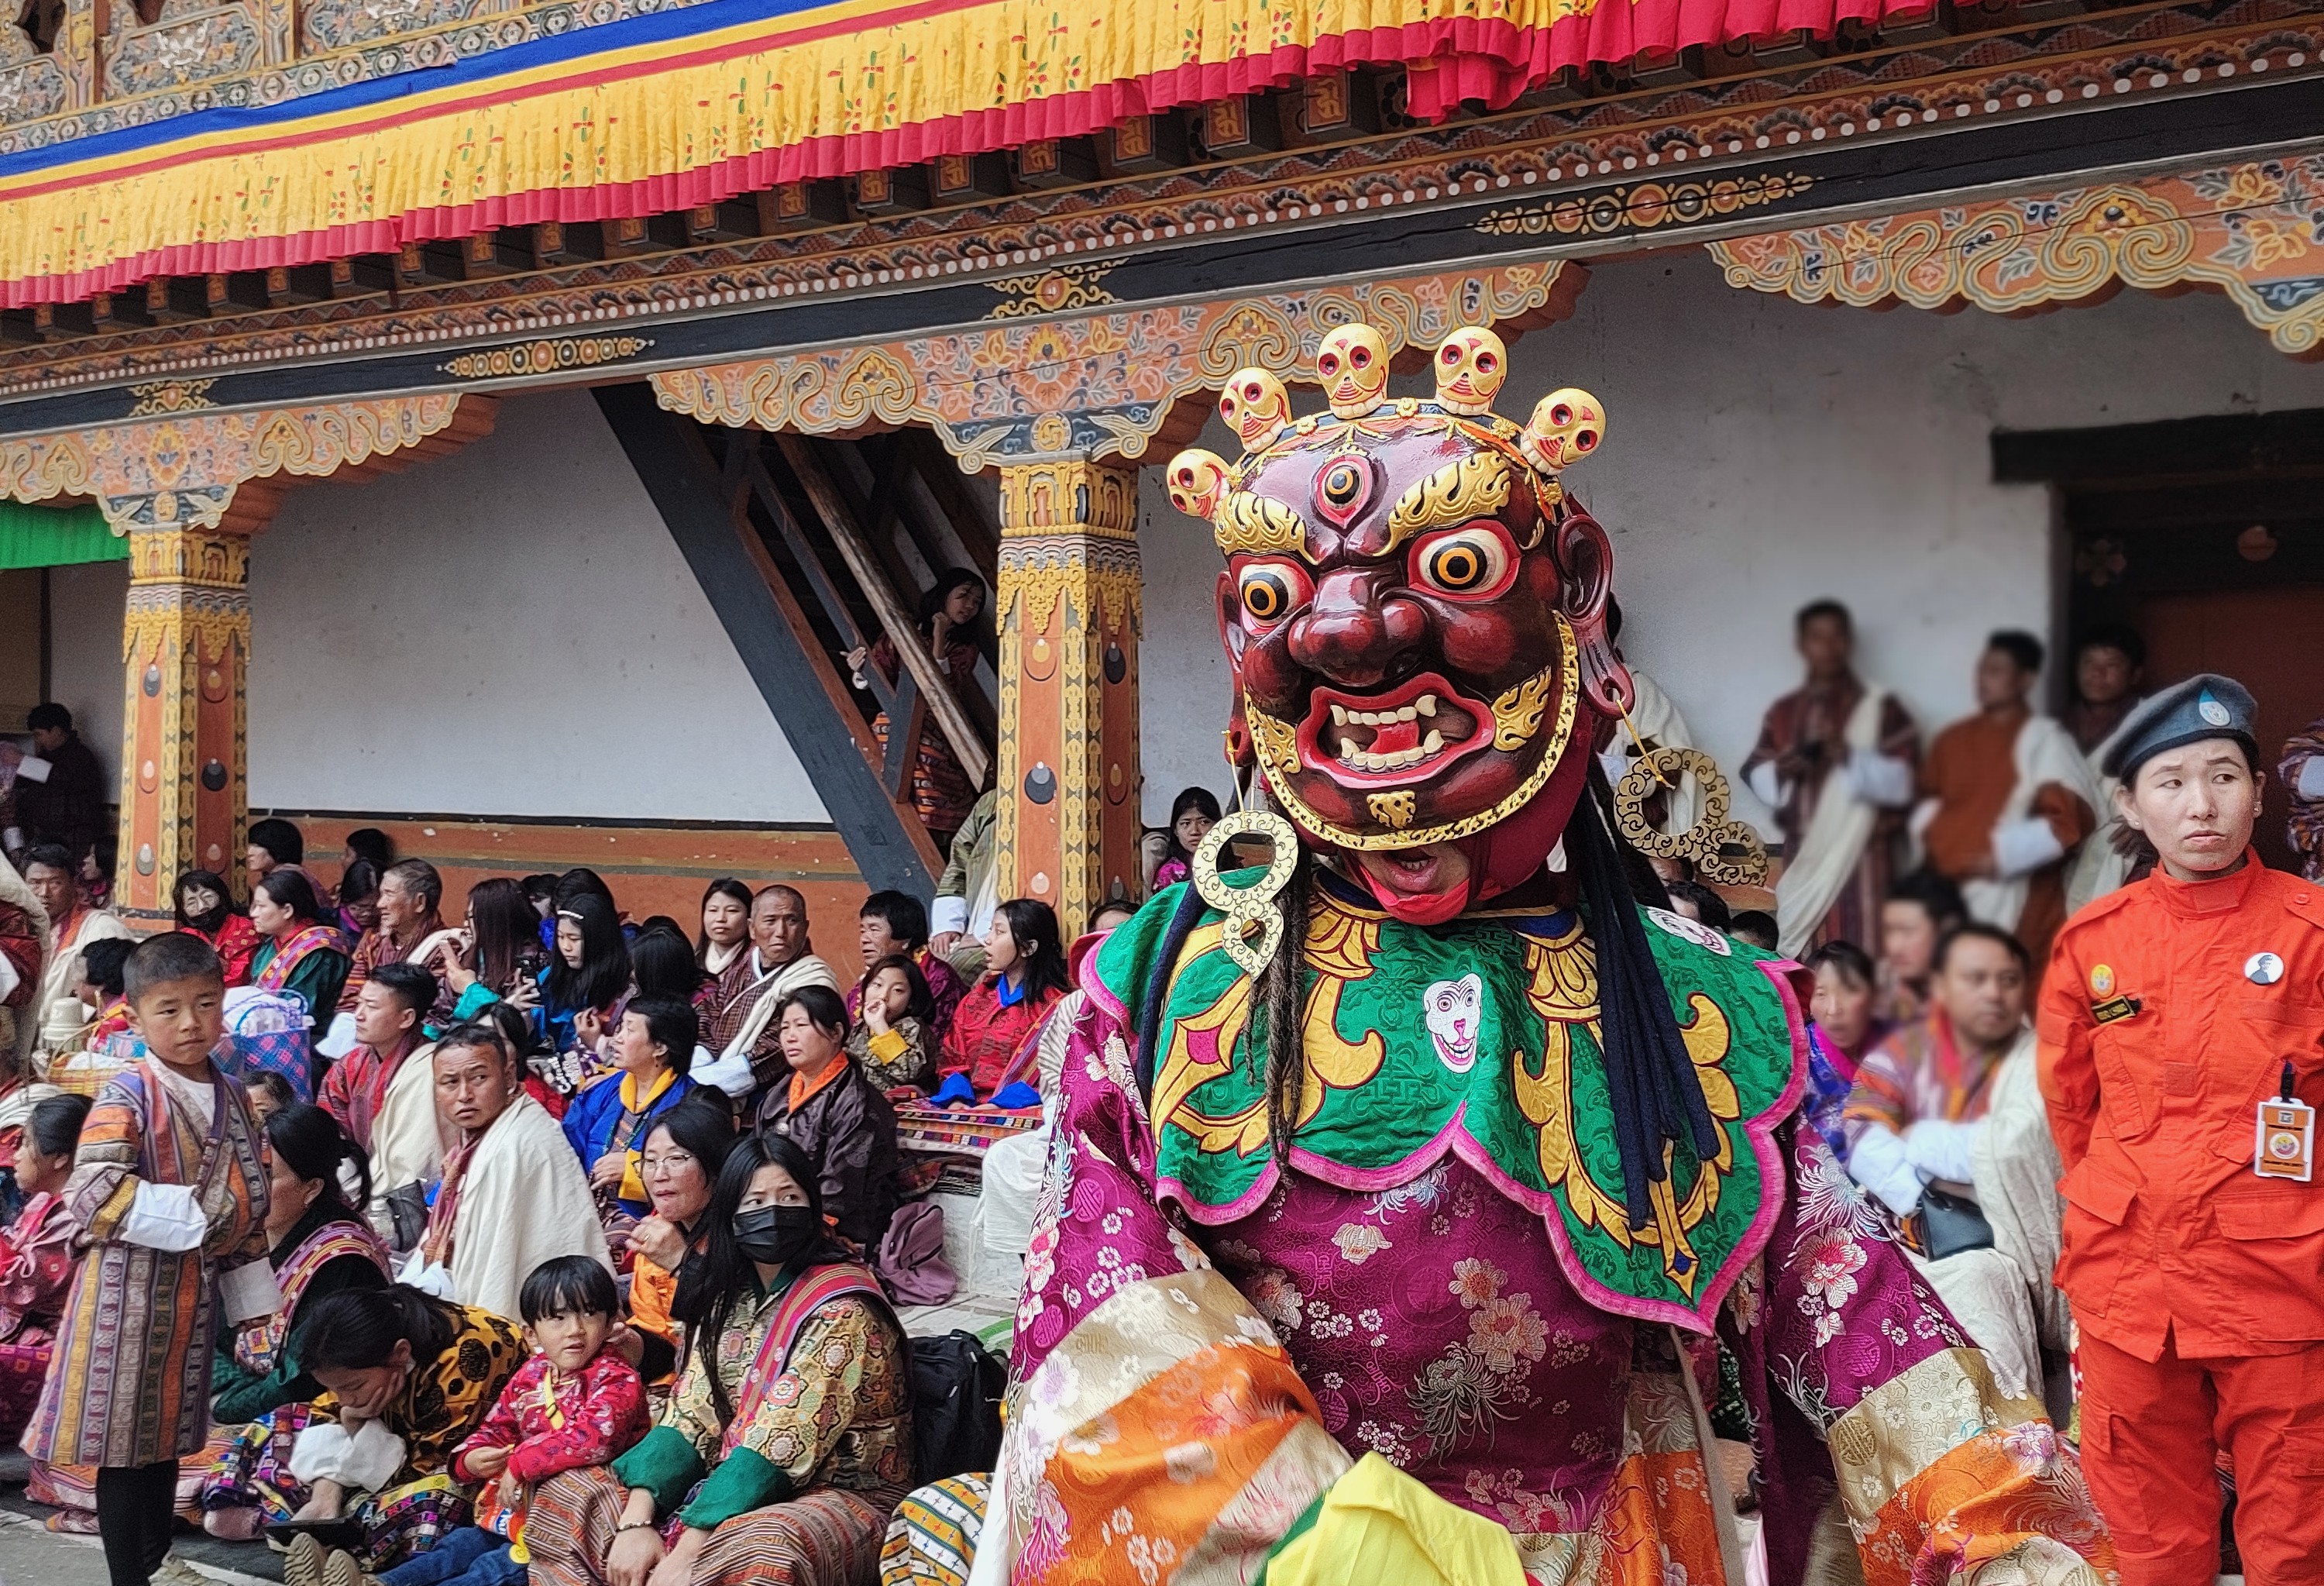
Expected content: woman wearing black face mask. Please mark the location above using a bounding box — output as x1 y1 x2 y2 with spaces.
521 1134 912 1586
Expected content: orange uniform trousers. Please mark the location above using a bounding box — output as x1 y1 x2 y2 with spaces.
2078 1330 2324 1586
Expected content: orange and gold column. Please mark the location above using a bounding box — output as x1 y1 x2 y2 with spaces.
116 521 252 927
993 458 1143 937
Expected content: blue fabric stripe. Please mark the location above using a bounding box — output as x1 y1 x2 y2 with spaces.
0 0 847 182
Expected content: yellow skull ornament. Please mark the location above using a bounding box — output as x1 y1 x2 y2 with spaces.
1218 367 1294 451
1523 387 1607 472
1432 326 1508 416
1165 447 1232 521
1315 324 1390 419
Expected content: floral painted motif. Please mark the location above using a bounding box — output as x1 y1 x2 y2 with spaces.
1714 153 2324 357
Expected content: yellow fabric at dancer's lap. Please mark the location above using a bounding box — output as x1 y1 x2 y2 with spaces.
1264 1454 1525 1586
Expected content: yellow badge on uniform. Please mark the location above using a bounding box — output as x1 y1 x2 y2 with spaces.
2257 1064 2315 1182
2089 964 2115 996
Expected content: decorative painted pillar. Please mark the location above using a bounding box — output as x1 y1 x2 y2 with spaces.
993 458 1143 937
0 394 490 926
116 516 252 926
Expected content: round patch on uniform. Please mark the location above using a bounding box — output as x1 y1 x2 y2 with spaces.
1645 906 1731 955
2247 951 2286 985
2199 693 2232 728
2089 963 2115 996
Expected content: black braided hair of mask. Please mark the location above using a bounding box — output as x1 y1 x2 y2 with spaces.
1588 752 1676 913
1570 756 1720 1230
1135 837 1312 1165
1136 880 1212 1098
1258 851 1312 1162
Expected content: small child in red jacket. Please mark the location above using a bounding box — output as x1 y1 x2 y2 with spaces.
307 1255 645 1586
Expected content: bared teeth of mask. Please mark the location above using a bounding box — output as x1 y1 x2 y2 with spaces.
1422 729 1443 755
1331 704 1348 726
1417 694 1437 717
1397 706 1416 723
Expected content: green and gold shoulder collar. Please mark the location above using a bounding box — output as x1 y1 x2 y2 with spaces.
1088 872 1810 1331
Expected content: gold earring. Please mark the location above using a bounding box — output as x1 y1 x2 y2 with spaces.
1612 747 1768 886
1191 811 1301 978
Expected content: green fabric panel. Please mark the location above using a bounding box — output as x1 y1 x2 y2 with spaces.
0 502 119 570
1099 875 1801 1323
612 1424 705 1517
677 1444 793 1531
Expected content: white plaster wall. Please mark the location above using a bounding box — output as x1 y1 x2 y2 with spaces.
1135 252 2324 829
1136 466 1240 824
45 558 129 796
244 387 827 823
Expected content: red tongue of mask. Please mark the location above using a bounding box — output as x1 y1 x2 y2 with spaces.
1323 721 1597 924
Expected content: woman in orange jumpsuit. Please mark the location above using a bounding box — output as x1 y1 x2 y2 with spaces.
2040 673 2324 1585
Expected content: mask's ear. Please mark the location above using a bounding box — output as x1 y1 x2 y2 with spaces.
1555 504 1632 718
1216 571 1257 775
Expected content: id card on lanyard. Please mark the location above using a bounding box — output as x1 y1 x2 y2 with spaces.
2257 1061 2315 1182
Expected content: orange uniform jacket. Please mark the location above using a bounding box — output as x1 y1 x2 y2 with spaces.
2039 855 2324 1361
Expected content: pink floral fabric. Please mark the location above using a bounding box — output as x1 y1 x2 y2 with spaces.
1013 965 2056 1570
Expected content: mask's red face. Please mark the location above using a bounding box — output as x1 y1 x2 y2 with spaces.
1219 418 1583 849
1168 325 1625 915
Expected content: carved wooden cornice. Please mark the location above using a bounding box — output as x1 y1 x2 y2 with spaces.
1710 151 2324 358
0 390 496 527
649 262 1587 470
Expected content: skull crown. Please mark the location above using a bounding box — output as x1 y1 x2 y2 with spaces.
1167 322 1608 549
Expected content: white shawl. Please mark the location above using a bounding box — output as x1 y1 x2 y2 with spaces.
1904 1030 2064 1405
31 905 131 1062
1969 1031 2072 1354
368 1040 445 1213
1960 715 2101 933
1774 687 1888 959
691 951 839 1097
446 1092 610 1319
1611 669 1704 838
2064 724 2134 917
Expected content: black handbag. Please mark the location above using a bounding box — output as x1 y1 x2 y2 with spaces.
383 1180 430 1252
1915 1184 1996 1260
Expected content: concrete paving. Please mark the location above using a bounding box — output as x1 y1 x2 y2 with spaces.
0 1455 279 1585
0 1505 273 1586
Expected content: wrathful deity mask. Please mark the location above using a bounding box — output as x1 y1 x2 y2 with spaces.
1171 325 1629 911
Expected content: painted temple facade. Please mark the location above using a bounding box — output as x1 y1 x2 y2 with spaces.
1 0 2322 924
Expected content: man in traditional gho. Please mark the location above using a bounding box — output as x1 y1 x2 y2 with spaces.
686 885 837 1098
1743 600 1920 961
2061 624 2146 757
1916 631 2100 978
1841 924 2061 1409
879 332 2113 1585
2042 675 2324 1584
2063 624 2151 915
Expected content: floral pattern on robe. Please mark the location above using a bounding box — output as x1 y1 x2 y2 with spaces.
995 957 2115 1586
